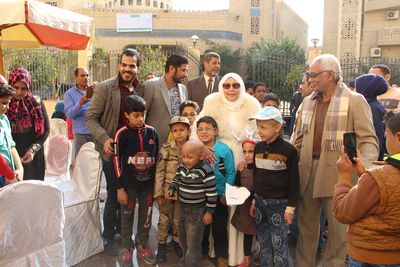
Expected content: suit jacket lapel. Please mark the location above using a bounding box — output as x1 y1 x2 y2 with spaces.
160 77 172 116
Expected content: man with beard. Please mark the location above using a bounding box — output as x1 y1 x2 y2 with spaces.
138 54 189 145
187 52 221 110
86 48 141 256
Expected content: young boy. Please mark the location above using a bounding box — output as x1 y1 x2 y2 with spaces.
113 95 159 266
262 92 280 108
154 116 191 262
196 116 236 266
0 83 22 187
249 106 299 267
179 100 200 126
334 109 400 266
168 140 217 267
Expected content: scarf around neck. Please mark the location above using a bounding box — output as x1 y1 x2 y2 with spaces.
300 82 351 151
6 68 45 137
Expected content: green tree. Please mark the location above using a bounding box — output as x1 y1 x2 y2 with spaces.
3 48 76 98
136 45 168 81
246 37 306 101
204 40 243 76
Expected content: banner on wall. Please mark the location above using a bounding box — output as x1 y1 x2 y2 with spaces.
116 13 152 32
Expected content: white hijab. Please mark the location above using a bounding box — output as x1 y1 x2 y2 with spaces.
218 72 246 111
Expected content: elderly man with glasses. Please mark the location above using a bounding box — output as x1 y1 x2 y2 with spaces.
293 54 378 267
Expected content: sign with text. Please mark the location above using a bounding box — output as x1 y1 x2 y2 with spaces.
116 13 152 32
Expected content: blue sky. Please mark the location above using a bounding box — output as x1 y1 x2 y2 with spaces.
172 0 324 47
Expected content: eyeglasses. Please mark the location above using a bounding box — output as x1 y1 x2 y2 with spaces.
305 70 331 78
222 83 240 89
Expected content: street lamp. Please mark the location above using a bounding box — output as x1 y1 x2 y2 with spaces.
191 35 199 47
311 38 320 48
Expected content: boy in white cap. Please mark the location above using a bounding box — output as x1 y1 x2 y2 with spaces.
249 106 299 267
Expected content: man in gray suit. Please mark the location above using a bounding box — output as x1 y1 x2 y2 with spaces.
138 54 188 145
187 52 221 110
86 48 142 257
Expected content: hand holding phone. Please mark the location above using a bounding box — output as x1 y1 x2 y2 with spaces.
343 132 357 163
86 85 94 99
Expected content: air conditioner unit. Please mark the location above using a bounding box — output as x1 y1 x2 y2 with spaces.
387 10 399 20
370 47 381 58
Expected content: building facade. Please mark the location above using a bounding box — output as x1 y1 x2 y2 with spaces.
323 0 400 60
42 0 308 53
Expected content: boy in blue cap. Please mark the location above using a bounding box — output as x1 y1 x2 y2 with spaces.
249 106 299 267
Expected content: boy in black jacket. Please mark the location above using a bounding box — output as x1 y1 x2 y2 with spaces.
113 95 159 266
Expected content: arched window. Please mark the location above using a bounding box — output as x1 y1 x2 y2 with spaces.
120 0 125 5
153 1 158 7
137 0 142 4
146 0 150 6
128 0 133 5
160 2 164 8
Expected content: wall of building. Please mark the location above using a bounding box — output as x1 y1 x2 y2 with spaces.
279 1 308 49
323 0 400 59
323 0 339 56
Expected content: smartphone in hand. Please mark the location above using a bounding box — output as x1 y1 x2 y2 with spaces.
86 85 94 99
343 132 357 163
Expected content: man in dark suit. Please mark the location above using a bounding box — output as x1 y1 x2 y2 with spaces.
187 52 221 110
138 54 188 145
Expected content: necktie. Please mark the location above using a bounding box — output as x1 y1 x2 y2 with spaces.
207 77 213 95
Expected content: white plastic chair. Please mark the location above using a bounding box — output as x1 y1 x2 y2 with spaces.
56 141 103 266
0 181 66 267
44 134 72 182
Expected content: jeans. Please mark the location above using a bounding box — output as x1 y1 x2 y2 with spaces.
121 185 153 248
179 205 206 267
102 159 121 241
348 256 400 267
74 133 93 157
202 198 228 258
255 195 289 267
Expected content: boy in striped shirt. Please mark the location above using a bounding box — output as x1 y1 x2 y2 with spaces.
168 140 217 267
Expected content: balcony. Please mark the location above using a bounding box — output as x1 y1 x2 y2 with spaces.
377 27 400 46
364 0 400 12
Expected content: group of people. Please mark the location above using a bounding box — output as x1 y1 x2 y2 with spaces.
1 47 400 267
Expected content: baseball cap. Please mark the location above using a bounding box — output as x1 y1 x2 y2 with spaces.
169 116 190 127
249 106 284 124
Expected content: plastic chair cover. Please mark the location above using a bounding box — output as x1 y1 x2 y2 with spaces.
45 134 72 182
0 181 66 267
51 141 103 266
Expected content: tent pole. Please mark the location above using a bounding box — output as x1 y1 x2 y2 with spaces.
0 45 4 76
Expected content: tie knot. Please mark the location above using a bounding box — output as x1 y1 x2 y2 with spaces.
208 77 213 82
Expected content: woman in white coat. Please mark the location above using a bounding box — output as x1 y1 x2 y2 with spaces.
194 72 262 266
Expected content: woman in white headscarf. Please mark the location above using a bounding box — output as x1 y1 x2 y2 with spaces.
193 72 261 266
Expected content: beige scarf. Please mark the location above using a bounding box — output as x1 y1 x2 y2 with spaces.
301 82 351 151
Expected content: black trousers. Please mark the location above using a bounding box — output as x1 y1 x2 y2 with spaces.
201 198 228 258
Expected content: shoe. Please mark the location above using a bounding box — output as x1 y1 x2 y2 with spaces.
156 243 167 263
120 248 133 267
136 244 157 265
216 257 228 267
237 263 249 267
172 240 183 258
104 240 118 256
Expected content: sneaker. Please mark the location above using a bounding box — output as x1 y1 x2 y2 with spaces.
104 240 118 256
172 240 183 258
156 243 167 263
120 248 133 267
136 245 157 265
